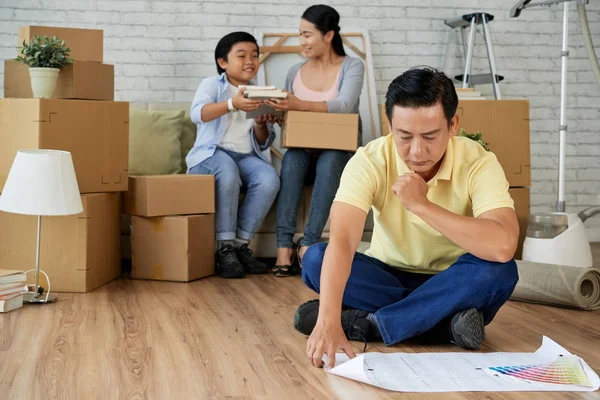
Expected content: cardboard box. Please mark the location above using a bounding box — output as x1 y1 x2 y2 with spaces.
0 98 129 193
509 187 531 260
379 104 390 135
4 60 114 101
131 214 215 282
281 111 358 151
457 100 531 187
124 175 215 217
0 193 121 293
18 26 103 63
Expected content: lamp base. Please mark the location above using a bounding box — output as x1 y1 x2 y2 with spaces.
23 292 58 304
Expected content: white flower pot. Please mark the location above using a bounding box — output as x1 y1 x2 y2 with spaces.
28 67 60 99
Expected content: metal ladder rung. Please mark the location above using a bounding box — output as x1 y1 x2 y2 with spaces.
454 73 505 85
444 12 495 29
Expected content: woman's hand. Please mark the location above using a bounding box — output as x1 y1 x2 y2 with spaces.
265 90 300 111
232 87 263 112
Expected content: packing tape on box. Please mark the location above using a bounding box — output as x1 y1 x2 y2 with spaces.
510 260 600 310
151 217 164 232
151 264 163 280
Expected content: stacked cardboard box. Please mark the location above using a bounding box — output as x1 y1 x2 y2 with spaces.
123 175 216 282
0 26 128 292
380 100 531 259
457 100 531 259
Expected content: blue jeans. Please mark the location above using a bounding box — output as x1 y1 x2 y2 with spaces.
276 149 351 248
188 148 280 242
302 243 519 346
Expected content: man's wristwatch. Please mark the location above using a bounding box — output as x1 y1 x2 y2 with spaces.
227 98 238 112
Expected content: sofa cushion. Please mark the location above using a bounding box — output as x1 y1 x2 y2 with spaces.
129 110 184 175
180 118 197 172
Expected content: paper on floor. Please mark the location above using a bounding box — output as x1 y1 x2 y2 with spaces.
324 336 599 392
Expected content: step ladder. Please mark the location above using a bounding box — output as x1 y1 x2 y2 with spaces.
444 12 504 99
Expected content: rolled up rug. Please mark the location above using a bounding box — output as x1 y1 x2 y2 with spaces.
511 260 600 310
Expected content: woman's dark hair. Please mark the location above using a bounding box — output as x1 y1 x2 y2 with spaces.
302 5 346 56
214 31 259 74
385 67 458 127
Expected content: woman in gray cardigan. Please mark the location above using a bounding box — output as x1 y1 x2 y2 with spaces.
266 5 365 277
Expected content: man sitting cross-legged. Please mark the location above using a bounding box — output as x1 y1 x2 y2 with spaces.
294 67 520 369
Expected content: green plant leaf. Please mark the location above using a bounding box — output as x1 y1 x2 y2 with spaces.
15 34 73 68
459 128 492 152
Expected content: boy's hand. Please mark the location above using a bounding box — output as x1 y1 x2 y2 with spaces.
255 114 282 126
232 87 263 112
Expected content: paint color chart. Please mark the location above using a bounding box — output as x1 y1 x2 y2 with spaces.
489 356 594 388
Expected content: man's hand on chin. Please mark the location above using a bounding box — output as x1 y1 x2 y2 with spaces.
392 173 430 213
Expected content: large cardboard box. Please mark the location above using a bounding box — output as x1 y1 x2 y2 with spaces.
380 101 531 187
457 100 531 187
4 60 114 101
0 193 121 293
379 104 390 135
131 214 215 282
18 26 103 63
124 175 215 217
281 111 358 151
0 98 129 193
509 187 530 260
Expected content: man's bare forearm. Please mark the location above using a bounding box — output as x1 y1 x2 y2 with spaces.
318 237 353 320
411 202 517 263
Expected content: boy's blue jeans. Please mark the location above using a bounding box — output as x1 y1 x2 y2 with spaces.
189 148 280 242
302 243 519 346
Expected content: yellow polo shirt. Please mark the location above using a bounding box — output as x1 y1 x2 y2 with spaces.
334 134 514 274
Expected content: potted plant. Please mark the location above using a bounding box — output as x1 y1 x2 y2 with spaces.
459 128 492 151
15 35 72 99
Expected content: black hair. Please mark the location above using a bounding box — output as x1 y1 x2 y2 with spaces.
385 67 458 127
214 31 259 74
302 4 346 57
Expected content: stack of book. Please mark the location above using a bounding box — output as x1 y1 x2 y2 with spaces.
240 85 287 119
0 269 26 313
457 87 486 101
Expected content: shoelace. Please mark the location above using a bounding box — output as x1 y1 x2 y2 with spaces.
237 244 254 257
341 311 370 352
218 245 238 261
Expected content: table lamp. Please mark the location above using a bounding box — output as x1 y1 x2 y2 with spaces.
0 150 83 303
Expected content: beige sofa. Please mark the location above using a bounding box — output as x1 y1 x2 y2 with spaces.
123 102 373 259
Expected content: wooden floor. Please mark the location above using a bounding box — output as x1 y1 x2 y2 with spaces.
1 245 599 399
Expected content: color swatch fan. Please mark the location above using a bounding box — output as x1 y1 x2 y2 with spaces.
489 356 594 388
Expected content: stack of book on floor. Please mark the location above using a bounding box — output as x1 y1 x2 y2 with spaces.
0 269 26 313
457 87 486 100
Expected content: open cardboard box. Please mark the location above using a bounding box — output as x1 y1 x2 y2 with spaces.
281 111 359 152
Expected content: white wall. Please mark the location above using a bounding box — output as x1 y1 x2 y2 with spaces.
1 0 599 237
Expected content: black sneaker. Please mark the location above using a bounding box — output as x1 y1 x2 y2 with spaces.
216 245 246 279
294 300 371 343
236 244 267 274
449 308 485 350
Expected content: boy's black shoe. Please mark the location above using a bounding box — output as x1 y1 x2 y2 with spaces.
216 245 246 279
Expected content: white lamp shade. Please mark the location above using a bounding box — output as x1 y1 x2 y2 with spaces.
0 150 83 216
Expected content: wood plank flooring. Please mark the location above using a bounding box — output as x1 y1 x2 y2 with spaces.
1 244 599 399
